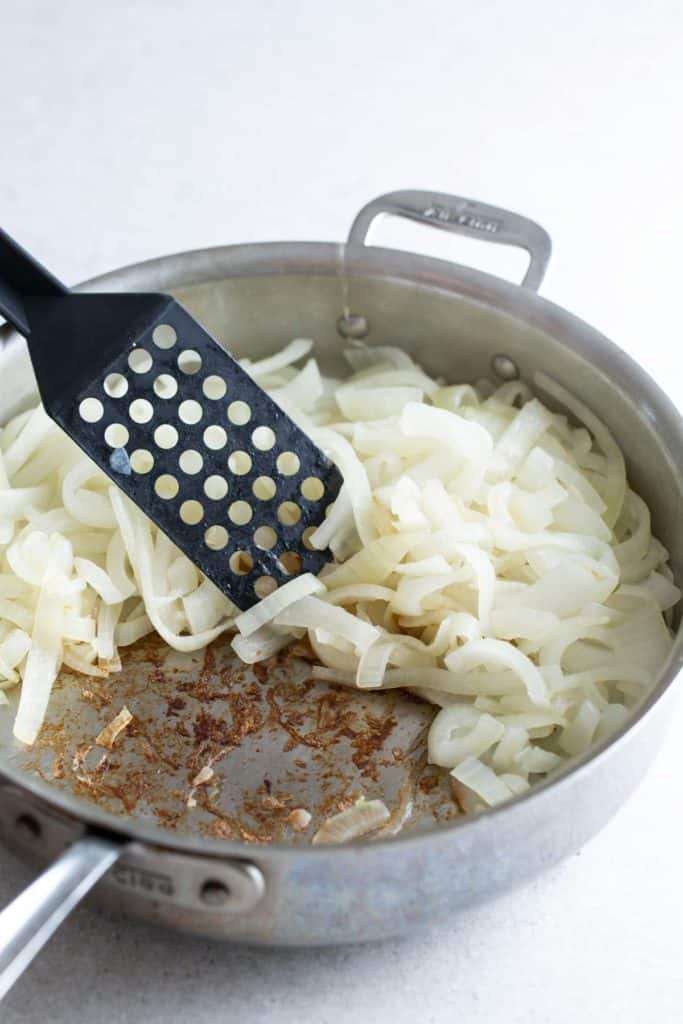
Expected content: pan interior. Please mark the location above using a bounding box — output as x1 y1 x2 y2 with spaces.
0 635 457 845
1 250 682 847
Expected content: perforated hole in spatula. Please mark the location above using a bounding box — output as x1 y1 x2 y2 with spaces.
68 304 342 609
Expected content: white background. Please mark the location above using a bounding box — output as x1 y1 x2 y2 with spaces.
1 1 683 1020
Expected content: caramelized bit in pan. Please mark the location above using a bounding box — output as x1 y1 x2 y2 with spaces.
287 808 312 831
192 764 215 787
95 706 133 750
18 635 458 845
312 797 390 846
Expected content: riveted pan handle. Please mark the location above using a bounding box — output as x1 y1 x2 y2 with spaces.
0 835 121 1001
348 190 552 292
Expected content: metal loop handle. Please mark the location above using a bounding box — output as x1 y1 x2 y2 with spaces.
348 190 552 292
0 836 121 1001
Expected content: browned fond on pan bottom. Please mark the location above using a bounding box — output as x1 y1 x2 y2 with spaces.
14 635 458 845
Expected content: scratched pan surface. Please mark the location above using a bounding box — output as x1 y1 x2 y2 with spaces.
0 636 458 845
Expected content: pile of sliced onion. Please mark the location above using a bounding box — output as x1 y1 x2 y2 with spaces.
236 341 679 810
0 340 678 814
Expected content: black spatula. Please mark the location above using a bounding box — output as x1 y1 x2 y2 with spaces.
0 228 342 609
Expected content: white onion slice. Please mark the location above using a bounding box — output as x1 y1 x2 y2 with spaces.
445 639 549 706
74 557 124 606
231 625 289 664
428 705 505 767
235 574 325 638
451 756 517 808
275 596 379 651
312 798 390 845
535 372 626 527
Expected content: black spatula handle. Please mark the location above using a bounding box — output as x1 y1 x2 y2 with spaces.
0 227 67 336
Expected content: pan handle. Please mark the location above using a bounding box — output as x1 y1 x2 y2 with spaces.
347 190 552 292
0 835 121 1001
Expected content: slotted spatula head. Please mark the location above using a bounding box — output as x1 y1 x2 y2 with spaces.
0 228 342 609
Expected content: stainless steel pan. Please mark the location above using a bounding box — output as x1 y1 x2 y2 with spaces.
0 191 681 997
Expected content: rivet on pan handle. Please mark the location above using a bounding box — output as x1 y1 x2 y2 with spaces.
110 843 265 914
347 189 552 292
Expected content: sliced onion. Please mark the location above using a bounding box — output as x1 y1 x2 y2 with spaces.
451 756 517 808
428 705 505 767
235 574 325 638
231 625 289 664
275 596 379 651
74 557 124 605
445 639 549 706
535 372 626 527
312 798 390 845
